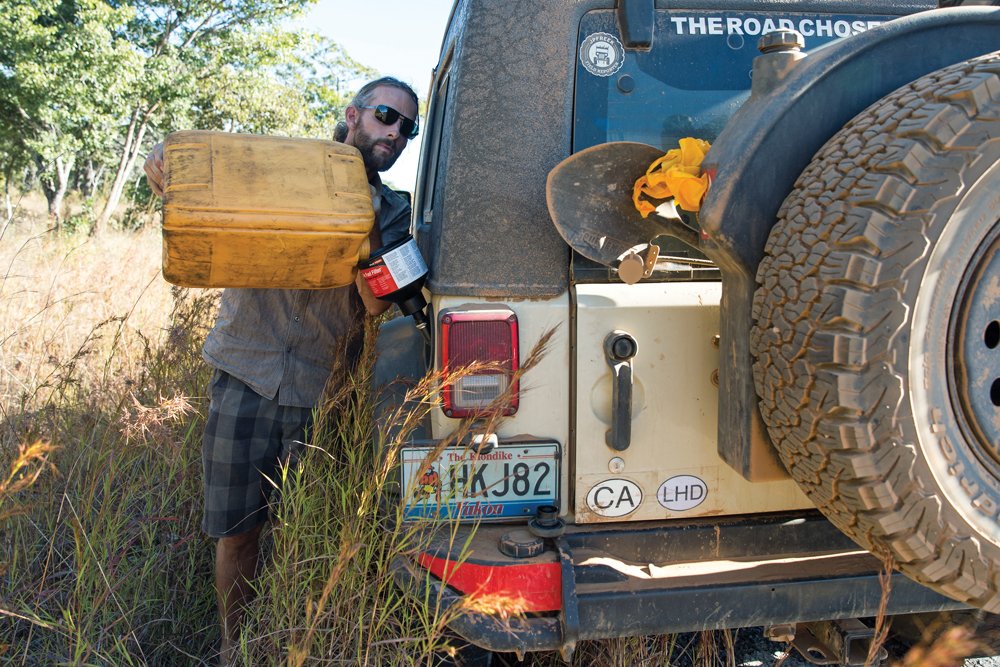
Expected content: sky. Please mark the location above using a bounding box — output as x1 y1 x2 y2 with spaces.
292 0 457 190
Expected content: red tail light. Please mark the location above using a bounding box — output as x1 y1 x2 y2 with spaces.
440 307 519 417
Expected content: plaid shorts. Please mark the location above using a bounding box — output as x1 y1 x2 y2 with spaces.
202 370 312 537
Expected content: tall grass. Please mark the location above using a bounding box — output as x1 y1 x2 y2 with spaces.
1 208 994 666
0 213 521 665
235 322 500 666
1 212 217 664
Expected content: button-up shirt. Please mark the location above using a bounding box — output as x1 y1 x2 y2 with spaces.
201 183 411 407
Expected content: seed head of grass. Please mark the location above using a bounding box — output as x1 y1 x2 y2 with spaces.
118 392 195 443
0 440 58 500
456 592 530 622
896 625 984 667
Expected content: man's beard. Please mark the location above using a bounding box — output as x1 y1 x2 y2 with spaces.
354 129 401 172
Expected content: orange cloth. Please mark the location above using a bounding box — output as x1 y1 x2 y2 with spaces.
632 137 711 217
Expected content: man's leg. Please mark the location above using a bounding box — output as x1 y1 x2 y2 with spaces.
216 522 263 663
202 370 284 664
202 369 314 663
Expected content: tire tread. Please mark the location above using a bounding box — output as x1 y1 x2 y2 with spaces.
751 52 1000 611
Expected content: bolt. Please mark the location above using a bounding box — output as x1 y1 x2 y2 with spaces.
758 30 804 54
612 336 637 360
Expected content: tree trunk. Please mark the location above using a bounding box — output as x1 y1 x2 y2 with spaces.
81 159 105 199
94 106 151 234
3 166 12 223
37 154 75 228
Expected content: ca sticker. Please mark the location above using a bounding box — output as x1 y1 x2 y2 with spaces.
587 478 641 517
580 32 625 77
657 475 708 511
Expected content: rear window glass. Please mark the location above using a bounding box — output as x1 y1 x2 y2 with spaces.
573 10 897 152
571 9 899 280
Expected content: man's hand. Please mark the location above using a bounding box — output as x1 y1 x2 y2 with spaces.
356 223 393 316
144 143 165 197
355 271 392 316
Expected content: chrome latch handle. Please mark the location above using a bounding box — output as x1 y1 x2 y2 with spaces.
604 331 638 451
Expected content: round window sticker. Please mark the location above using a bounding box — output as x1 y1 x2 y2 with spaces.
580 32 625 77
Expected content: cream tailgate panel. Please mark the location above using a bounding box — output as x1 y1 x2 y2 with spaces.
575 282 811 523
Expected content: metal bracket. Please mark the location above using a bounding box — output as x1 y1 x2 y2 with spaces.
616 0 655 49
556 536 579 662
790 619 888 666
604 331 638 451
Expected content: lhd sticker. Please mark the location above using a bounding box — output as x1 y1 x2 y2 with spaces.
580 32 625 77
657 475 708 511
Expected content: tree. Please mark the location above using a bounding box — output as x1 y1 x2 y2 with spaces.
183 28 375 138
0 0 377 230
93 0 371 233
0 0 141 225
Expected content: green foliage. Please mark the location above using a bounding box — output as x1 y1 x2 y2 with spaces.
0 0 380 225
61 196 95 233
0 1 141 188
117 174 159 230
186 28 376 137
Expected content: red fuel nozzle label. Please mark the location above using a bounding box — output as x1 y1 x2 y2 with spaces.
360 260 396 297
360 238 427 298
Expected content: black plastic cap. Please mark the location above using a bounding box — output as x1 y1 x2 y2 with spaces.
498 529 545 559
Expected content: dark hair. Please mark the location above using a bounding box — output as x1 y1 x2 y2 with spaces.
350 76 419 113
333 121 348 143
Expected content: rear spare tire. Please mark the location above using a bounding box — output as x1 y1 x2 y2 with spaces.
751 51 1000 611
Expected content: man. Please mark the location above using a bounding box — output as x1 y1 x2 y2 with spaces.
144 76 420 664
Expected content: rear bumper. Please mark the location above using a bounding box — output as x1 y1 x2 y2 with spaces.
391 511 967 655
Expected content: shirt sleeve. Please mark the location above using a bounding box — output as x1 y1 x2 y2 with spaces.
377 187 413 247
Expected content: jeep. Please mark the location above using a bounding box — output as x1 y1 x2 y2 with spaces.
374 0 1000 662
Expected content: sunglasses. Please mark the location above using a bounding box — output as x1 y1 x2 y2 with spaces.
358 104 419 139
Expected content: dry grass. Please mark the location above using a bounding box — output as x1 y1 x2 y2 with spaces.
1 207 218 664
895 626 983 667
0 206 524 665
1 201 176 424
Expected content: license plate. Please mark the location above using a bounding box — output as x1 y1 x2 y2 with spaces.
401 439 560 521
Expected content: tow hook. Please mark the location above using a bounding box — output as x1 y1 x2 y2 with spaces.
766 619 888 665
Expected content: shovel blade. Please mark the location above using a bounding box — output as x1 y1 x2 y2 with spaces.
545 142 678 267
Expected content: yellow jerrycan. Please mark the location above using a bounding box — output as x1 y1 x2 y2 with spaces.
161 130 374 289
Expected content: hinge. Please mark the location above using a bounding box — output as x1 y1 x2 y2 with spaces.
616 0 655 49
